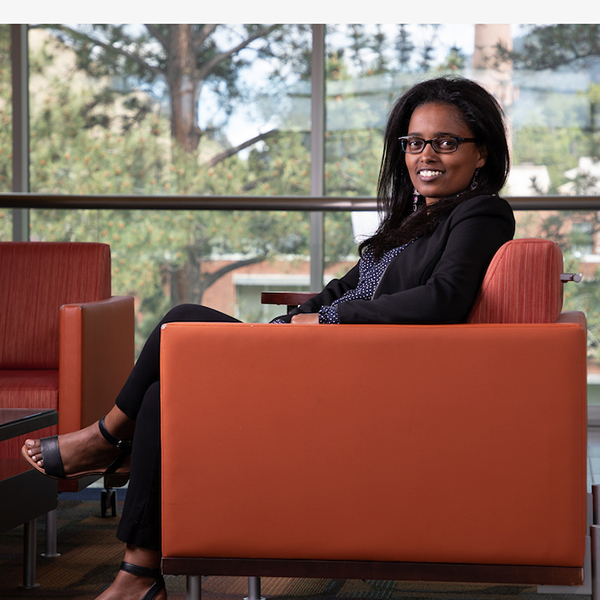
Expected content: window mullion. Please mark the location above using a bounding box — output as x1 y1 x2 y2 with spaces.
310 24 325 291
11 23 30 241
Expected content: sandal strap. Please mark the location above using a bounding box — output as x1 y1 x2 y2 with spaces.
120 561 162 580
39 436 65 479
99 416 132 454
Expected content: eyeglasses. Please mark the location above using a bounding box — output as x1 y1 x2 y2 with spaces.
398 136 479 154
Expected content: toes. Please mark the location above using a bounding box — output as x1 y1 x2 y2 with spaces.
23 442 44 466
25 439 41 452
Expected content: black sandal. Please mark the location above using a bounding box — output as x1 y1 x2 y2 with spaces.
21 416 132 481
120 561 166 600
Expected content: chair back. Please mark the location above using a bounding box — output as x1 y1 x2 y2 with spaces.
0 242 111 369
467 238 564 324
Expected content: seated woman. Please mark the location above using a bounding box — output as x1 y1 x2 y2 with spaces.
23 75 515 600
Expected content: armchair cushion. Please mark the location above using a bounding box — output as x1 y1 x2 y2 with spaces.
0 370 58 408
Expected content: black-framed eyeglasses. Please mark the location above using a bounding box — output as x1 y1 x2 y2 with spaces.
398 136 479 154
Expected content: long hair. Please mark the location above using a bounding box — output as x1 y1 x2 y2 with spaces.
361 76 510 259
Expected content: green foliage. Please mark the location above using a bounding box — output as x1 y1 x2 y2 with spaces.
563 259 600 362
502 25 600 71
35 24 311 154
245 133 312 196
439 46 466 73
512 126 583 194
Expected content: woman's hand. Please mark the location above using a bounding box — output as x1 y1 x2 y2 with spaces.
291 313 320 324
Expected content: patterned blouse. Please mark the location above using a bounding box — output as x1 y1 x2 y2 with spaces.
272 239 415 324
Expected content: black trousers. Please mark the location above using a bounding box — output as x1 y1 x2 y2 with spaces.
115 304 240 551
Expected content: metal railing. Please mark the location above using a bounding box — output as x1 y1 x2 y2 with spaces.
2 193 600 212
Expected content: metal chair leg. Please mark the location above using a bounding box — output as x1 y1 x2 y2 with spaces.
42 508 60 558
246 576 265 600
20 518 39 589
187 574 201 600
101 487 117 518
592 525 600 600
593 485 600 600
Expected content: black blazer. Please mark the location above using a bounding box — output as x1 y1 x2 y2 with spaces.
276 194 515 324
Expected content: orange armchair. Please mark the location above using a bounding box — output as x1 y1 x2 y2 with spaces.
0 242 134 488
159 239 589 597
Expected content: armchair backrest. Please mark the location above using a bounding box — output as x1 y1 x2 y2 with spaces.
467 238 564 324
0 242 111 369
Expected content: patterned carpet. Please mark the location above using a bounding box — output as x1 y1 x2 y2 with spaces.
0 489 590 600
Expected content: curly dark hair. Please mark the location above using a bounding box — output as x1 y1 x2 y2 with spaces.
361 76 510 259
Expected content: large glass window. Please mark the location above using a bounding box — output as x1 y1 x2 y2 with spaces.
28 25 312 196
324 24 600 198
324 24 600 237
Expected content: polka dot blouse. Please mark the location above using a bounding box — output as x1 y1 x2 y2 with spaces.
272 239 415 324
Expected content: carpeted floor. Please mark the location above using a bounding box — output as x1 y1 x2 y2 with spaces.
0 489 590 599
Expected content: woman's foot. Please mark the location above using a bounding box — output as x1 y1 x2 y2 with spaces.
96 546 166 600
22 406 135 479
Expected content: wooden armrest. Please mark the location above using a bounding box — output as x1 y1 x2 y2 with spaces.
261 292 317 307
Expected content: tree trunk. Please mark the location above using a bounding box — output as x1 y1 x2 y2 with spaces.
167 24 201 152
172 246 266 307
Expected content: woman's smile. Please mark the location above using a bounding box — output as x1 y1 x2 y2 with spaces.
417 168 444 181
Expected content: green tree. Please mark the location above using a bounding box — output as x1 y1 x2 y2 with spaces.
395 25 414 72
21 33 320 346
37 24 311 157
439 46 466 73
495 25 600 70
416 24 440 72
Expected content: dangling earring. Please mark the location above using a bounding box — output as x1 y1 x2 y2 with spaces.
470 168 480 191
413 188 420 212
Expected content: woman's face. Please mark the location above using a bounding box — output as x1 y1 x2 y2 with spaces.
404 102 487 205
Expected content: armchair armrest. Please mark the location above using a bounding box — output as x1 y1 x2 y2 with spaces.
261 292 318 313
59 296 134 434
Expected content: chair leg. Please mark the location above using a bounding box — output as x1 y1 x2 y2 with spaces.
246 577 265 600
187 575 201 600
42 508 60 558
101 487 117 518
593 525 600 599
20 518 39 589
593 485 600 600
